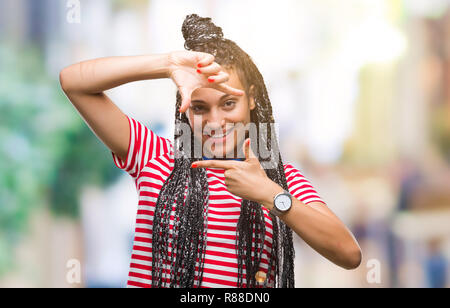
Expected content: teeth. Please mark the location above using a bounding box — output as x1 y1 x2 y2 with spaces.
210 133 226 138
208 128 233 138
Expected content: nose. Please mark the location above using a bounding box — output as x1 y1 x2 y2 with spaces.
204 109 226 133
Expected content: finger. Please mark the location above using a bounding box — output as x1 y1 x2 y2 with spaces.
244 138 257 160
206 70 229 84
208 72 245 96
197 62 221 76
178 86 193 113
191 160 238 170
214 83 245 96
196 52 215 68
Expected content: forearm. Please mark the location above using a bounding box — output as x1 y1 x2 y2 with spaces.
59 53 170 94
259 181 361 270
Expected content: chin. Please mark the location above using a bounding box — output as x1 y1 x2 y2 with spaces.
201 129 244 159
204 147 231 158
203 142 238 159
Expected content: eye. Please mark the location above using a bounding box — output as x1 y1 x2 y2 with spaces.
191 105 206 114
223 100 236 109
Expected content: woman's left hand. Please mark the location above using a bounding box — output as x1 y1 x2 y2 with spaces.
191 138 283 206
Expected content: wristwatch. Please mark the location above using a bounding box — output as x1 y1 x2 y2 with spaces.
270 190 293 217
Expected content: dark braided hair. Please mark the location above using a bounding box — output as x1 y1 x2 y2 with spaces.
151 13 295 288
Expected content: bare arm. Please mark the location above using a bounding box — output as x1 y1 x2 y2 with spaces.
59 51 244 162
192 139 362 270
262 195 362 270
59 54 170 94
59 54 171 161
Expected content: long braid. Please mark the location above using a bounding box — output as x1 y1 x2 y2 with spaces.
151 14 295 288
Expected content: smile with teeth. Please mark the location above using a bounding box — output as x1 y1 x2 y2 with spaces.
206 127 234 139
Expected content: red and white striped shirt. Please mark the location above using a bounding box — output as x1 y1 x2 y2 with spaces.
111 115 326 288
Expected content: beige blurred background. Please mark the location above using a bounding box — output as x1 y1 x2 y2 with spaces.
1 0 449 287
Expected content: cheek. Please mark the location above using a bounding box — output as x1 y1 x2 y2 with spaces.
229 107 252 144
189 113 206 138
245 109 252 123
229 104 252 124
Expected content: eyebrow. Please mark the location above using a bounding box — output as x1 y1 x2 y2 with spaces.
191 94 234 104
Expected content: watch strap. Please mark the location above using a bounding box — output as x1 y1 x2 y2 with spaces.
270 206 284 217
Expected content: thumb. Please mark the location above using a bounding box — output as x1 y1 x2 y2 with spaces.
178 86 192 113
244 138 257 160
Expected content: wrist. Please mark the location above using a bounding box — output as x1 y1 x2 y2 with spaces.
165 51 178 79
259 180 284 211
143 53 172 79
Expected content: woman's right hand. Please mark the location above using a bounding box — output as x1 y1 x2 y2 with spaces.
167 50 245 113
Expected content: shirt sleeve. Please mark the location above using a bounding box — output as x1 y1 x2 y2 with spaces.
111 115 172 178
283 163 327 206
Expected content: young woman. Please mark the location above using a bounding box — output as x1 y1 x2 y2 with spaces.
59 14 361 288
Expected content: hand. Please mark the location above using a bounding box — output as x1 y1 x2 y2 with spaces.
167 50 245 113
191 138 283 208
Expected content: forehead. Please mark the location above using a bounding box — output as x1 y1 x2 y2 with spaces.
191 68 244 100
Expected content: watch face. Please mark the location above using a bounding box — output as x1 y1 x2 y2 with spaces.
275 194 291 211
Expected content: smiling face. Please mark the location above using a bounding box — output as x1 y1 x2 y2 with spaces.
186 67 255 158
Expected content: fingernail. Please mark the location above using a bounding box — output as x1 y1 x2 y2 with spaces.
197 69 202 74
197 63 202 68
191 163 198 168
208 78 214 83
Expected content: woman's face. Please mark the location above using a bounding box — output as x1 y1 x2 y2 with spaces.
186 68 255 158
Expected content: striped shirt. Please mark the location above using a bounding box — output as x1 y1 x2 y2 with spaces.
111 115 326 288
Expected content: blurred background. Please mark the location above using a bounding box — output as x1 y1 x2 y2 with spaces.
1 0 450 288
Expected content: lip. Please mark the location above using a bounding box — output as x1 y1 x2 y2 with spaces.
204 127 235 143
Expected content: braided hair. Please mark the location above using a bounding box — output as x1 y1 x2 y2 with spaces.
151 14 295 288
